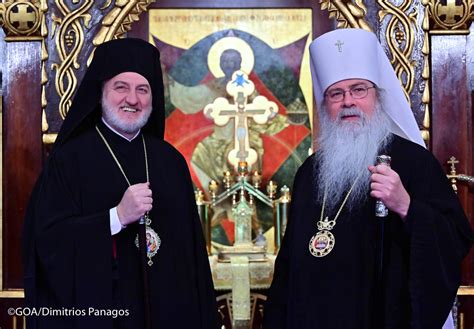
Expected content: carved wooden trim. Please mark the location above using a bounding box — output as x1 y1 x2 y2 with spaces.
93 0 156 46
319 0 372 30
0 0 43 40
425 0 473 33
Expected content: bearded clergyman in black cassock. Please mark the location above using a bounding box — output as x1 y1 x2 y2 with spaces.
22 38 221 329
263 28 473 329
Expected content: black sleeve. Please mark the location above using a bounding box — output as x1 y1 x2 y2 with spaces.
33 155 113 307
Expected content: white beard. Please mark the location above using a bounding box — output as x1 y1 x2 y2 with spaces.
101 94 152 136
314 103 392 214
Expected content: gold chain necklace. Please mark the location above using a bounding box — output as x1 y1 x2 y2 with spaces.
96 126 160 266
309 174 361 257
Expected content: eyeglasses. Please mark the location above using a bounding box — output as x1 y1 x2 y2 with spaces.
325 85 376 102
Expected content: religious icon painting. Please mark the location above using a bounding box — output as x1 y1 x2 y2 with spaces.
149 9 313 250
134 227 161 266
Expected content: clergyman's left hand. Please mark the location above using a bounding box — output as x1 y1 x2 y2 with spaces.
368 164 410 220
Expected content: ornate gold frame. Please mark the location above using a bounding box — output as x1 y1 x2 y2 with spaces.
0 0 44 40
426 0 473 33
319 0 371 30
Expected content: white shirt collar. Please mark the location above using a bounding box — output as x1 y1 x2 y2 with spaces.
101 117 140 142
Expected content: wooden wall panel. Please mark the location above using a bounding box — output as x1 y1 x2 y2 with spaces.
431 35 473 283
2 41 43 289
430 34 474 328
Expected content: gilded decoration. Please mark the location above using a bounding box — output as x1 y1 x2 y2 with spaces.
0 0 43 40
50 0 94 120
93 0 156 46
377 0 418 104
319 0 372 30
447 156 474 192
41 0 48 137
421 1 431 143
426 0 473 33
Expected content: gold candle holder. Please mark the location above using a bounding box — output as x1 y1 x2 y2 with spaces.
237 161 249 177
223 170 233 190
195 188 211 254
209 180 219 200
266 180 277 199
280 185 291 203
195 188 205 205
251 171 262 188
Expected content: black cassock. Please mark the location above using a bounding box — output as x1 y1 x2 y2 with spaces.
22 121 220 328
264 135 473 329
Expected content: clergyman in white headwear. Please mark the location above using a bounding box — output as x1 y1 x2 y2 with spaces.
263 28 473 329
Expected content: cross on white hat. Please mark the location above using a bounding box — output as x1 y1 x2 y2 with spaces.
309 28 425 147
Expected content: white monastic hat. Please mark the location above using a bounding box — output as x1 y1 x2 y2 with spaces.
309 28 425 147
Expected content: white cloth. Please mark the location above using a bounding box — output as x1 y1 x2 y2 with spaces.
309 28 425 147
109 207 125 235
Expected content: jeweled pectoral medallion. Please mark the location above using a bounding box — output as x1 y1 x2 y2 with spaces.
309 230 335 257
135 226 161 266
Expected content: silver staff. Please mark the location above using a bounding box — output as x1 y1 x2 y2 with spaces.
375 155 392 217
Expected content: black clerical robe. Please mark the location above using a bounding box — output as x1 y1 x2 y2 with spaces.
263 135 473 329
23 122 220 328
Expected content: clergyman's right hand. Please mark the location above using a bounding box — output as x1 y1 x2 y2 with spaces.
117 183 153 226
